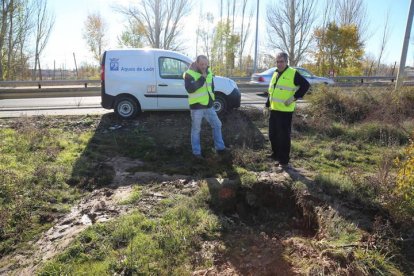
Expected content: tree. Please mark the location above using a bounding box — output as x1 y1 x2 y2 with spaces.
312 0 335 76
197 12 215 62
211 20 239 75
376 10 390 75
10 0 33 80
32 0 54 80
118 19 145 48
313 22 364 76
0 0 33 80
83 12 108 63
266 0 317 66
115 0 192 50
0 1 12 80
238 0 253 72
334 0 369 42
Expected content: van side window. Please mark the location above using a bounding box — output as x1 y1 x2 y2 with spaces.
159 57 189 79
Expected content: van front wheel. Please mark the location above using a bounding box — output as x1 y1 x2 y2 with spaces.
213 94 227 115
115 96 140 119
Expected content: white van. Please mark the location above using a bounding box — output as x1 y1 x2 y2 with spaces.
101 48 241 119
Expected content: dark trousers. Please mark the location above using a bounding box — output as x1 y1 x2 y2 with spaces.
269 110 293 164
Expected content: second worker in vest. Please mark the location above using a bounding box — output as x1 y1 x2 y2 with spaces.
184 55 228 159
266 52 310 169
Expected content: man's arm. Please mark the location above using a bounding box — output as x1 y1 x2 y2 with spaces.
293 72 310 99
266 73 278 107
184 73 206 93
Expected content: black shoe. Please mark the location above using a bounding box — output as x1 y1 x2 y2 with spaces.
279 163 291 170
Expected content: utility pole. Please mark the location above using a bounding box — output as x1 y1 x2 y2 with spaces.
396 0 414 90
253 0 259 74
73 52 78 79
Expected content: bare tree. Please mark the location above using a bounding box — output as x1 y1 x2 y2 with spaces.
198 12 214 62
32 0 54 80
376 10 390 74
0 1 12 80
17 1 34 79
266 0 317 66
238 0 253 71
5 0 32 79
335 0 369 42
83 12 108 63
115 0 192 50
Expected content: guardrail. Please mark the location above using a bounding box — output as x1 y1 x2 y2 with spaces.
333 76 397 83
0 79 101 88
0 76 411 100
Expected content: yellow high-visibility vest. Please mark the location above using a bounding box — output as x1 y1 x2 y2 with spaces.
268 67 298 112
184 69 215 106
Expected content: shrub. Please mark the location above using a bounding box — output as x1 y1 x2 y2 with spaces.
307 87 372 124
395 135 414 216
307 86 414 125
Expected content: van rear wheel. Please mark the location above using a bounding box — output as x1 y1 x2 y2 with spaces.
115 96 140 119
213 94 227 115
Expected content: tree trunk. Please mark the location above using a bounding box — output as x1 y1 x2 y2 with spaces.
289 0 296 66
7 0 14 80
0 1 10 81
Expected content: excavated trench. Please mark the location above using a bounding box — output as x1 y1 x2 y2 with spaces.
199 174 321 275
207 177 319 236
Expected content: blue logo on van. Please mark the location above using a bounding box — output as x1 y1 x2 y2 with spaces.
110 58 119 71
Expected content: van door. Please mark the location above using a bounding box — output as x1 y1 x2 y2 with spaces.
156 57 189 110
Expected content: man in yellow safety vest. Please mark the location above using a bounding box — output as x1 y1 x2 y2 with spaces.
265 52 310 169
183 55 227 159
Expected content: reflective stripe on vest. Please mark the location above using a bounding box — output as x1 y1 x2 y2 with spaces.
268 67 298 112
184 69 215 105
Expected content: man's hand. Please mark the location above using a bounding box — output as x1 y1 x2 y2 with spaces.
284 96 295 106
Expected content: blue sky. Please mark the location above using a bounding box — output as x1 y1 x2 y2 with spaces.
42 0 412 70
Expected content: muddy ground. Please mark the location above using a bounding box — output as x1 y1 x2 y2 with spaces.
2 154 410 275
0 113 413 275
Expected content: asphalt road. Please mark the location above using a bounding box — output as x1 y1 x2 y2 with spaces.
0 92 269 118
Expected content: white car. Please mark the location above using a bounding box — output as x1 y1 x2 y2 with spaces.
101 48 241 119
250 67 335 86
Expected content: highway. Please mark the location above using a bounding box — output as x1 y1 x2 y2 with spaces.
0 92 268 118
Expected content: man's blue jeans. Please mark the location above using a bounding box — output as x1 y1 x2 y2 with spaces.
190 107 225 155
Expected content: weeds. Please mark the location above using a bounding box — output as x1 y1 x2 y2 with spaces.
39 185 220 275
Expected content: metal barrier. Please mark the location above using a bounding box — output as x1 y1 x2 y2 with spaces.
0 76 411 100
0 79 101 88
333 76 397 83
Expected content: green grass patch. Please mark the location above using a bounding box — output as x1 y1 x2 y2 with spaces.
39 184 220 275
0 119 91 256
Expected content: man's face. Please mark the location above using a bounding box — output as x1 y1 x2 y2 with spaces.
197 58 209 73
276 57 287 72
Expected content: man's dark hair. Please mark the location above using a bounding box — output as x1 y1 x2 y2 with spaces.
276 52 288 63
196 55 208 63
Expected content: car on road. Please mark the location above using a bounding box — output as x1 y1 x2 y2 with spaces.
250 67 335 86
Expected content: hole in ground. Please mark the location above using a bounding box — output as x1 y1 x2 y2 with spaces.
208 179 319 236
203 180 320 275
